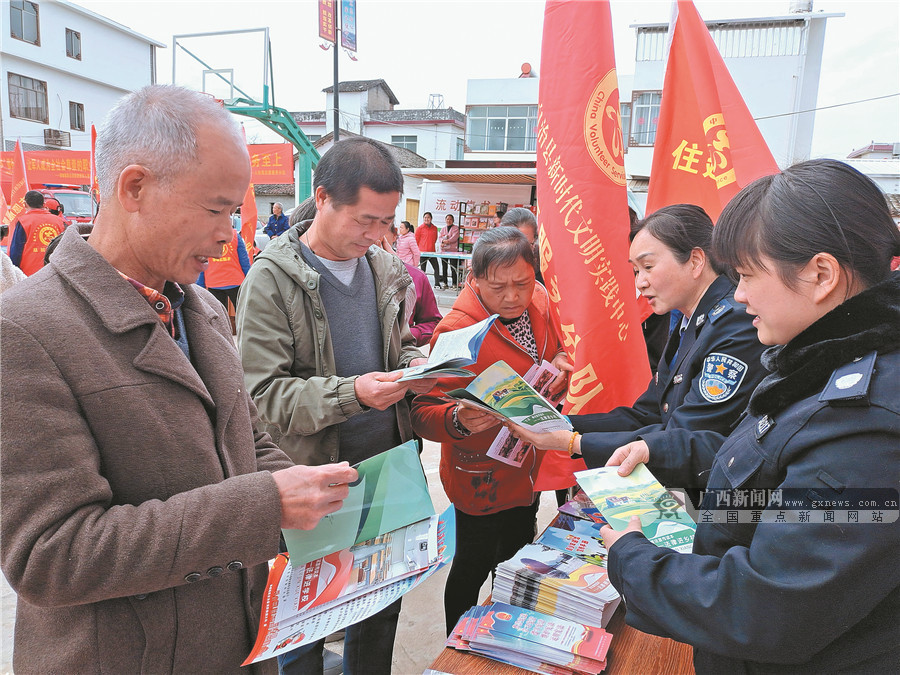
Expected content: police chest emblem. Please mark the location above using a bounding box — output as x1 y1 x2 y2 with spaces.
700 352 748 403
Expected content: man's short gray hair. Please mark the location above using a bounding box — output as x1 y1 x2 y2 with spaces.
96 85 242 198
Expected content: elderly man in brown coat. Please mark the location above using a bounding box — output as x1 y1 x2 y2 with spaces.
0 85 357 673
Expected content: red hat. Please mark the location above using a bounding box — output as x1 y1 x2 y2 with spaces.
45 198 61 211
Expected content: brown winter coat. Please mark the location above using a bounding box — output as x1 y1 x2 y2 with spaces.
0 227 293 673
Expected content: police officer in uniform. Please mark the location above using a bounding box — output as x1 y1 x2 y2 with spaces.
511 205 766 491
602 159 900 673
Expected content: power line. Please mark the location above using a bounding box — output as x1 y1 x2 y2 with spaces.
753 93 899 121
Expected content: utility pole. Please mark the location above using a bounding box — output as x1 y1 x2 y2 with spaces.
333 2 341 143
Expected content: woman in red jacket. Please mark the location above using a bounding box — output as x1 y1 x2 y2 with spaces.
411 226 571 634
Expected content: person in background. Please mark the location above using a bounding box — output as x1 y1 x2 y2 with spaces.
380 224 442 348
397 220 420 267
8 190 67 275
416 211 440 286
492 210 506 227
197 227 252 310
236 137 434 675
509 205 766 499
600 159 899 674
500 207 542 285
289 196 316 227
263 201 289 239
437 213 460 289
44 197 71 227
0 84 356 675
411 227 572 635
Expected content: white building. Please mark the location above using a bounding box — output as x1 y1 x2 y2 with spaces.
1 0 163 153
291 79 466 167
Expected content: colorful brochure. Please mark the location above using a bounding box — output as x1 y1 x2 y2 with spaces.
487 360 565 467
557 489 607 525
536 518 609 567
282 441 434 567
244 508 455 665
397 313 498 381
575 463 696 554
444 360 572 432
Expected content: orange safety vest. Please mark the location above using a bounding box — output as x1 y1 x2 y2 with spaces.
204 231 246 289
16 209 66 276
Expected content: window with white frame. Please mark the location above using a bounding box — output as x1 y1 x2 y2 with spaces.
456 137 465 160
391 135 417 153
619 102 632 154
630 91 661 146
10 0 40 45
466 106 537 152
69 101 85 131
66 28 81 59
8 72 48 123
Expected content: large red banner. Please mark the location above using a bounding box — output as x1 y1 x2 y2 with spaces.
536 0 651 489
646 0 779 221
1 150 90 192
249 143 294 185
1 141 29 246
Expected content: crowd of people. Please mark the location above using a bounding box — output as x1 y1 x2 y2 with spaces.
1 84 897 675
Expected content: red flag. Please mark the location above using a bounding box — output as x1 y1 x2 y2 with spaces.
536 0 651 489
2 141 29 247
646 0 779 221
90 124 100 215
240 181 259 260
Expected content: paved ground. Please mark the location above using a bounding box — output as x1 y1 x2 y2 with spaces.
0 281 563 673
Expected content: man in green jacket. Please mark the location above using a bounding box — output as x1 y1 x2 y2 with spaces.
236 137 433 675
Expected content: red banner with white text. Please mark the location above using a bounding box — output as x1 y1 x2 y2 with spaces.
1 150 90 197
646 0 779 221
249 144 294 185
536 0 651 489
1 141 29 246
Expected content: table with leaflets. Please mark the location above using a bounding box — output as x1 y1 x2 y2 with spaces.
429 601 694 674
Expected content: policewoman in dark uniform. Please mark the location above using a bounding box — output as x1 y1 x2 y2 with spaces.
512 205 766 489
603 159 900 673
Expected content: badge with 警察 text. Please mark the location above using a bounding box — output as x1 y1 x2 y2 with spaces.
699 352 748 403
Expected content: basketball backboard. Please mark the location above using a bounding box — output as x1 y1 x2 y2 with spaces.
172 28 270 110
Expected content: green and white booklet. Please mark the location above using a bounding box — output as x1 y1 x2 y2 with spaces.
444 360 572 433
397 314 499 381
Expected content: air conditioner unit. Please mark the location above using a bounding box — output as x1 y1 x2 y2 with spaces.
44 128 71 147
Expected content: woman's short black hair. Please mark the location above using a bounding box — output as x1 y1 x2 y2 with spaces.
400 220 413 233
631 204 720 273
499 207 538 239
472 226 535 278
712 159 900 289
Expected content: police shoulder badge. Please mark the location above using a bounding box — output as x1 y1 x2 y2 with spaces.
699 352 748 403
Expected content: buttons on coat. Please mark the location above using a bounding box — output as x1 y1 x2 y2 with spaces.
134 594 148 600
207 566 224 578
306 279 317 290
663 403 670 413
227 560 244 572
673 374 683 384
184 572 202 583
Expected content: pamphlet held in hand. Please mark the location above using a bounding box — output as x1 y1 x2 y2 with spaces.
397 314 499 381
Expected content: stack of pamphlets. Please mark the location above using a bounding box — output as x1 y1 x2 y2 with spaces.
492 542 621 630
535 514 609 567
575 463 696 553
447 602 613 674
397 313 498 381
243 508 455 665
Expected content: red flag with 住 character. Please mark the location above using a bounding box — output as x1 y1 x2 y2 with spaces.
535 0 651 489
646 0 779 221
2 141 29 247
90 124 100 215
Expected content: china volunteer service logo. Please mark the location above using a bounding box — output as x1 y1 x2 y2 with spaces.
37 225 59 246
583 69 627 186
700 352 748 403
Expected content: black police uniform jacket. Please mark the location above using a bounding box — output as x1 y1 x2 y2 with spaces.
607 272 900 674
575 274 766 488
